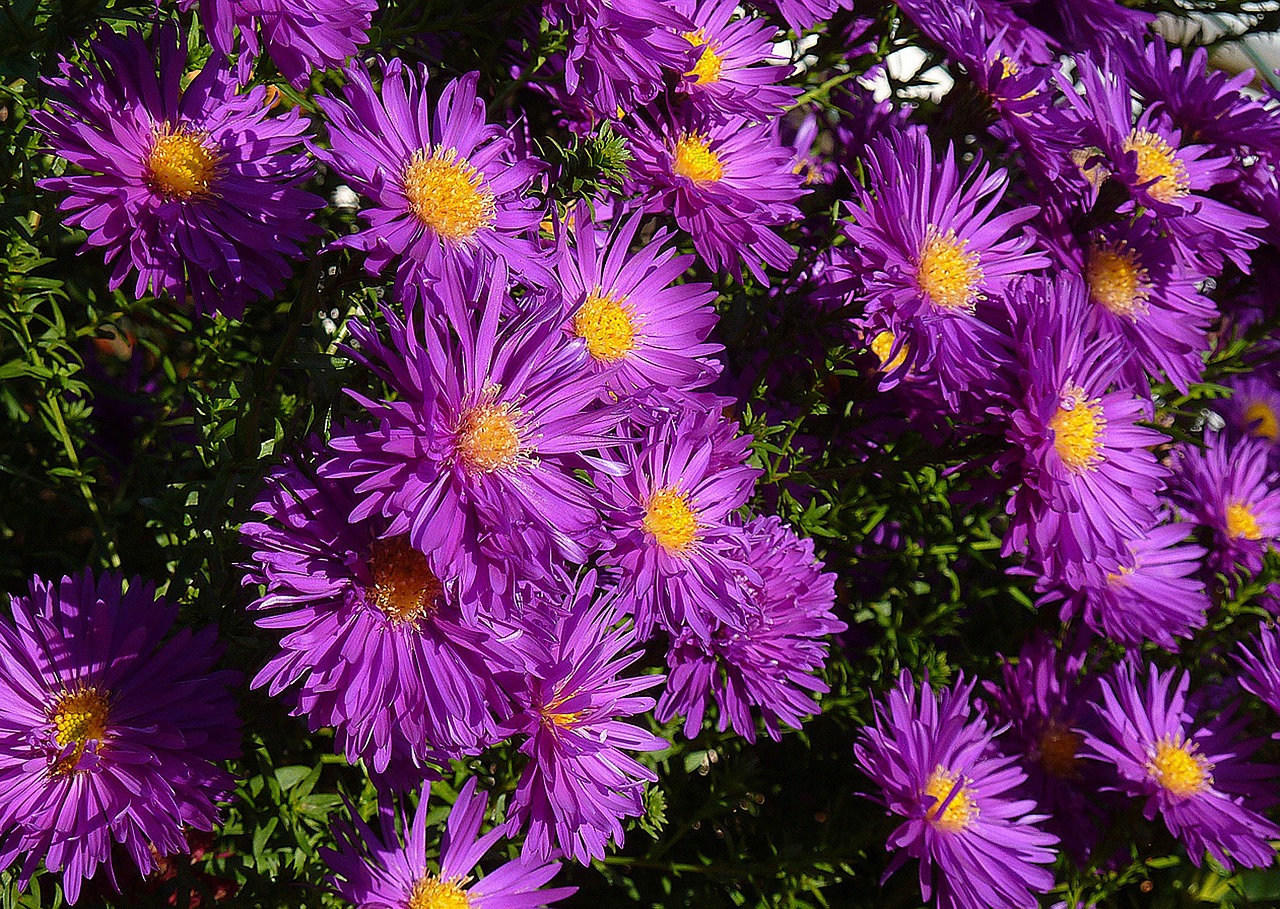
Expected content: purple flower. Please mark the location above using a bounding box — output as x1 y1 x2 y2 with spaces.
0 570 240 904
1083 662 1280 869
556 203 722 396
33 26 322 318
326 778 574 909
854 672 1058 909
496 575 667 864
322 261 628 607
312 62 548 299
181 0 375 88
1042 521 1209 649
1219 373 1280 451
842 126 1048 408
1171 432 1280 576
1237 624 1280 730
1059 56 1263 273
544 0 692 116
763 0 854 34
1072 219 1216 392
241 457 509 776
672 0 799 120
625 108 805 282
595 407 760 640
1001 276 1168 586
657 515 844 742
984 635 1110 860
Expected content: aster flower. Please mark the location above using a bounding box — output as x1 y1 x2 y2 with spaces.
985 635 1108 861
181 0 375 88
1237 624 1280 728
1042 521 1210 649
1060 55 1263 273
625 108 805 282
1073 219 1216 392
657 515 844 742
1083 662 1280 869
496 574 667 864
241 456 509 775
594 407 760 640
842 126 1048 408
545 0 692 116
312 61 547 299
1124 38 1280 158
1001 275 1168 585
322 261 629 606
33 25 322 319
1171 432 1280 576
672 0 799 121
326 778 574 909
854 671 1058 909
1219 373 1280 451
556 203 722 396
763 0 853 34
0 570 239 904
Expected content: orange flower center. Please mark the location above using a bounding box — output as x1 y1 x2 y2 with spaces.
1049 385 1105 472
1147 735 1212 798
456 400 522 473
916 228 983 311
402 147 496 242
1087 242 1150 320
573 292 637 363
49 687 110 775
147 125 219 199
644 488 699 553
672 133 725 184
923 767 977 832
367 536 444 623
407 874 472 909
1123 130 1190 204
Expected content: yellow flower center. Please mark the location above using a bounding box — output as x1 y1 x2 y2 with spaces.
870 330 909 372
1048 385 1105 472
146 125 219 199
402 147 496 242
456 400 522 474
684 30 724 84
923 767 977 833
1147 736 1212 798
1087 242 1150 320
1038 724 1083 778
367 536 444 623
1072 147 1110 188
407 874 472 909
49 687 110 775
1123 130 1190 204
644 487 699 553
1226 500 1263 541
540 689 586 730
573 292 637 363
1243 400 1280 442
916 228 983 311
672 133 725 184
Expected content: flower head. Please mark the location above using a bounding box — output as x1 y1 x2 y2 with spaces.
326 778 574 909
1083 663 1280 869
0 571 240 904
313 61 548 300
181 0 375 88
1237 624 1280 731
854 672 1058 909
657 515 844 742
33 26 322 318
496 575 667 865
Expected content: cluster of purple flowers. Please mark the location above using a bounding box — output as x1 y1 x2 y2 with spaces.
23 0 1280 906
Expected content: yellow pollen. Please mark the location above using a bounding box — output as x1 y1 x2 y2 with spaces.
50 687 110 775
1072 147 1110 188
456 400 522 474
683 30 724 84
402 147 496 242
870 330 908 372
672 133 725 184
1087 242 1150 320
916 228 983 311
644 487 699 553
998 55 1020 78
1038 725 1083 778
1147 736 1212 798
1226 501 1263 541
923 767 977 832
573 292 637 363
1048 385 1105 472
367 536 444 623
1123 130 1190 204
146 125 219 199
1106 562 1136 587
407 874 472 909
541 690 586 730
1243 400 1280 442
